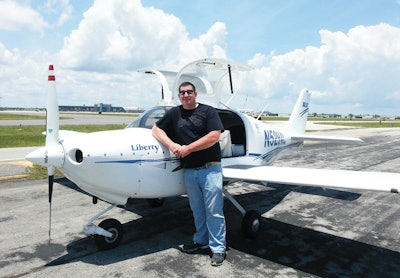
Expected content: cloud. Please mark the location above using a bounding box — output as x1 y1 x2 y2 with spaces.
0 0 230 109
1 1 399 117
0 41 52 108
0 0 49 32
50 0 230 108
0 42 19 64
242 23 400 115
58 0 228 72
42 0 74 27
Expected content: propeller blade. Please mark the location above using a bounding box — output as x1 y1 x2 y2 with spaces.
48 166 55 243
49 174 54 203
48 174 53 242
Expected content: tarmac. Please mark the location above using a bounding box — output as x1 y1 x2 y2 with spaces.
0 117 399 277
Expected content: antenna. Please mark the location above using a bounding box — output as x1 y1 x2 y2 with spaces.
228 64 234 94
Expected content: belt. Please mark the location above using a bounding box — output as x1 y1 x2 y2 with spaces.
194 161 221 170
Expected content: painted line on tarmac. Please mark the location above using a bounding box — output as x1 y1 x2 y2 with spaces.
0 160 32 181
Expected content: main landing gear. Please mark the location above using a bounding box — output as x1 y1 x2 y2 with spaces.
83 204 124 250
222 188 262 238
84 190 262 250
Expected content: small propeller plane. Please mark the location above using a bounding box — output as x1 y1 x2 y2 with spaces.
26 58 400 250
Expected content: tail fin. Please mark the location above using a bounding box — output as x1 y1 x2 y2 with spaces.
285 89 363 144
285 89 311 134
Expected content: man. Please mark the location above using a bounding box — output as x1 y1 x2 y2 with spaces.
152 81 227 266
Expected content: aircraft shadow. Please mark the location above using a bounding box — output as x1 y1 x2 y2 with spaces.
46 179 399 276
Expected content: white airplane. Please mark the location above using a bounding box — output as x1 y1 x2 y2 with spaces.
26 58 400 250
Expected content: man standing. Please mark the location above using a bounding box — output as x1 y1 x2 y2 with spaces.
152 81 226 266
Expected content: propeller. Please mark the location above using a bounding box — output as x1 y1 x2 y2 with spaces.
45 66 57 242
25 65 64 243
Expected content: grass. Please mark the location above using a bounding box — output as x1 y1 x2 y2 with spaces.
260 116 400 128
314 121 400 128
0 124 126 148
0 113 73 121
25 164 64 180
0 113 46 120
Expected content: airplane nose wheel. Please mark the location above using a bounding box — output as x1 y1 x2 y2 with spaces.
242 210 262 238
94 218 124 250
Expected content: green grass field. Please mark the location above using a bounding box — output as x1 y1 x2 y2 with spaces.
1 113 399 148
0 124 126 148
0 113 46 120
315 121 400 128
0 112 130 147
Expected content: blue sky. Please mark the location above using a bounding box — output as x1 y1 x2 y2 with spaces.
1 0 400 116
144 0 400 60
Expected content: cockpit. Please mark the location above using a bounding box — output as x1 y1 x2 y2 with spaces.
126 106 247 157
128 58 252 157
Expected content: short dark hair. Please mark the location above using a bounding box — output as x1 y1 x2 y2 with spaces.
179 81 196 92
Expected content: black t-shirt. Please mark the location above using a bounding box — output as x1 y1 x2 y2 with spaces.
156 103 224 168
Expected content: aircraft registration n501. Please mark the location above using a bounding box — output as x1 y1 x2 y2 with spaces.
25 59 399 250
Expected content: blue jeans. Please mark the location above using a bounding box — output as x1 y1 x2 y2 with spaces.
184 164 226 253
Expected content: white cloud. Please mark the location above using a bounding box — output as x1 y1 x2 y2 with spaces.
58 0 228 72
0 0 230 109
0 0 49 32
1 1 399 117
0 43 52 108
0 42 20 64
42 0 74 27
242 23 400 115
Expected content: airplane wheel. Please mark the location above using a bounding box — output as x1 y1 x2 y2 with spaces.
242 210 262 239
147 198 165 207
94 218 124 250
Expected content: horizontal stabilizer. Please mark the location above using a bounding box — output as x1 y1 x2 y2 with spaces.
291 134 364 144
223 166 399 193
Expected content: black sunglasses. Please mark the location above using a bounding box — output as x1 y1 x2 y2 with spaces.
179 90 194 95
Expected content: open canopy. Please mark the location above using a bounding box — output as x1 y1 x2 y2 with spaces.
139 58 253 107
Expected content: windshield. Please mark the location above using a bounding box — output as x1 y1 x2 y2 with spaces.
126 106 173 129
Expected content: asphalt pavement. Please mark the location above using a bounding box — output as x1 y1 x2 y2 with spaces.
1 126 399 277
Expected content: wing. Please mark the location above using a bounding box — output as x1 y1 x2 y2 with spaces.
291 134 364 144
223 166 400 193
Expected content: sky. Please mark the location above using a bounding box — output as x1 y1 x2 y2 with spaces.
0 0 400 116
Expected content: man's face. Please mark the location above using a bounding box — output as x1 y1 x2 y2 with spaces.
178 85 197 109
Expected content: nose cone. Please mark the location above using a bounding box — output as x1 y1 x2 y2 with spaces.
25 145 65 168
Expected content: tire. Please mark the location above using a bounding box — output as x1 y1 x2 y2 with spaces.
242 210 262 238
94 218 124 250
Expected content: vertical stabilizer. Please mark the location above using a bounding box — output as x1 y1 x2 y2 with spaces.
46 65 60 147
285 89 311 134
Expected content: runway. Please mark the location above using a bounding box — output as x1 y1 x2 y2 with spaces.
0 127 399 277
